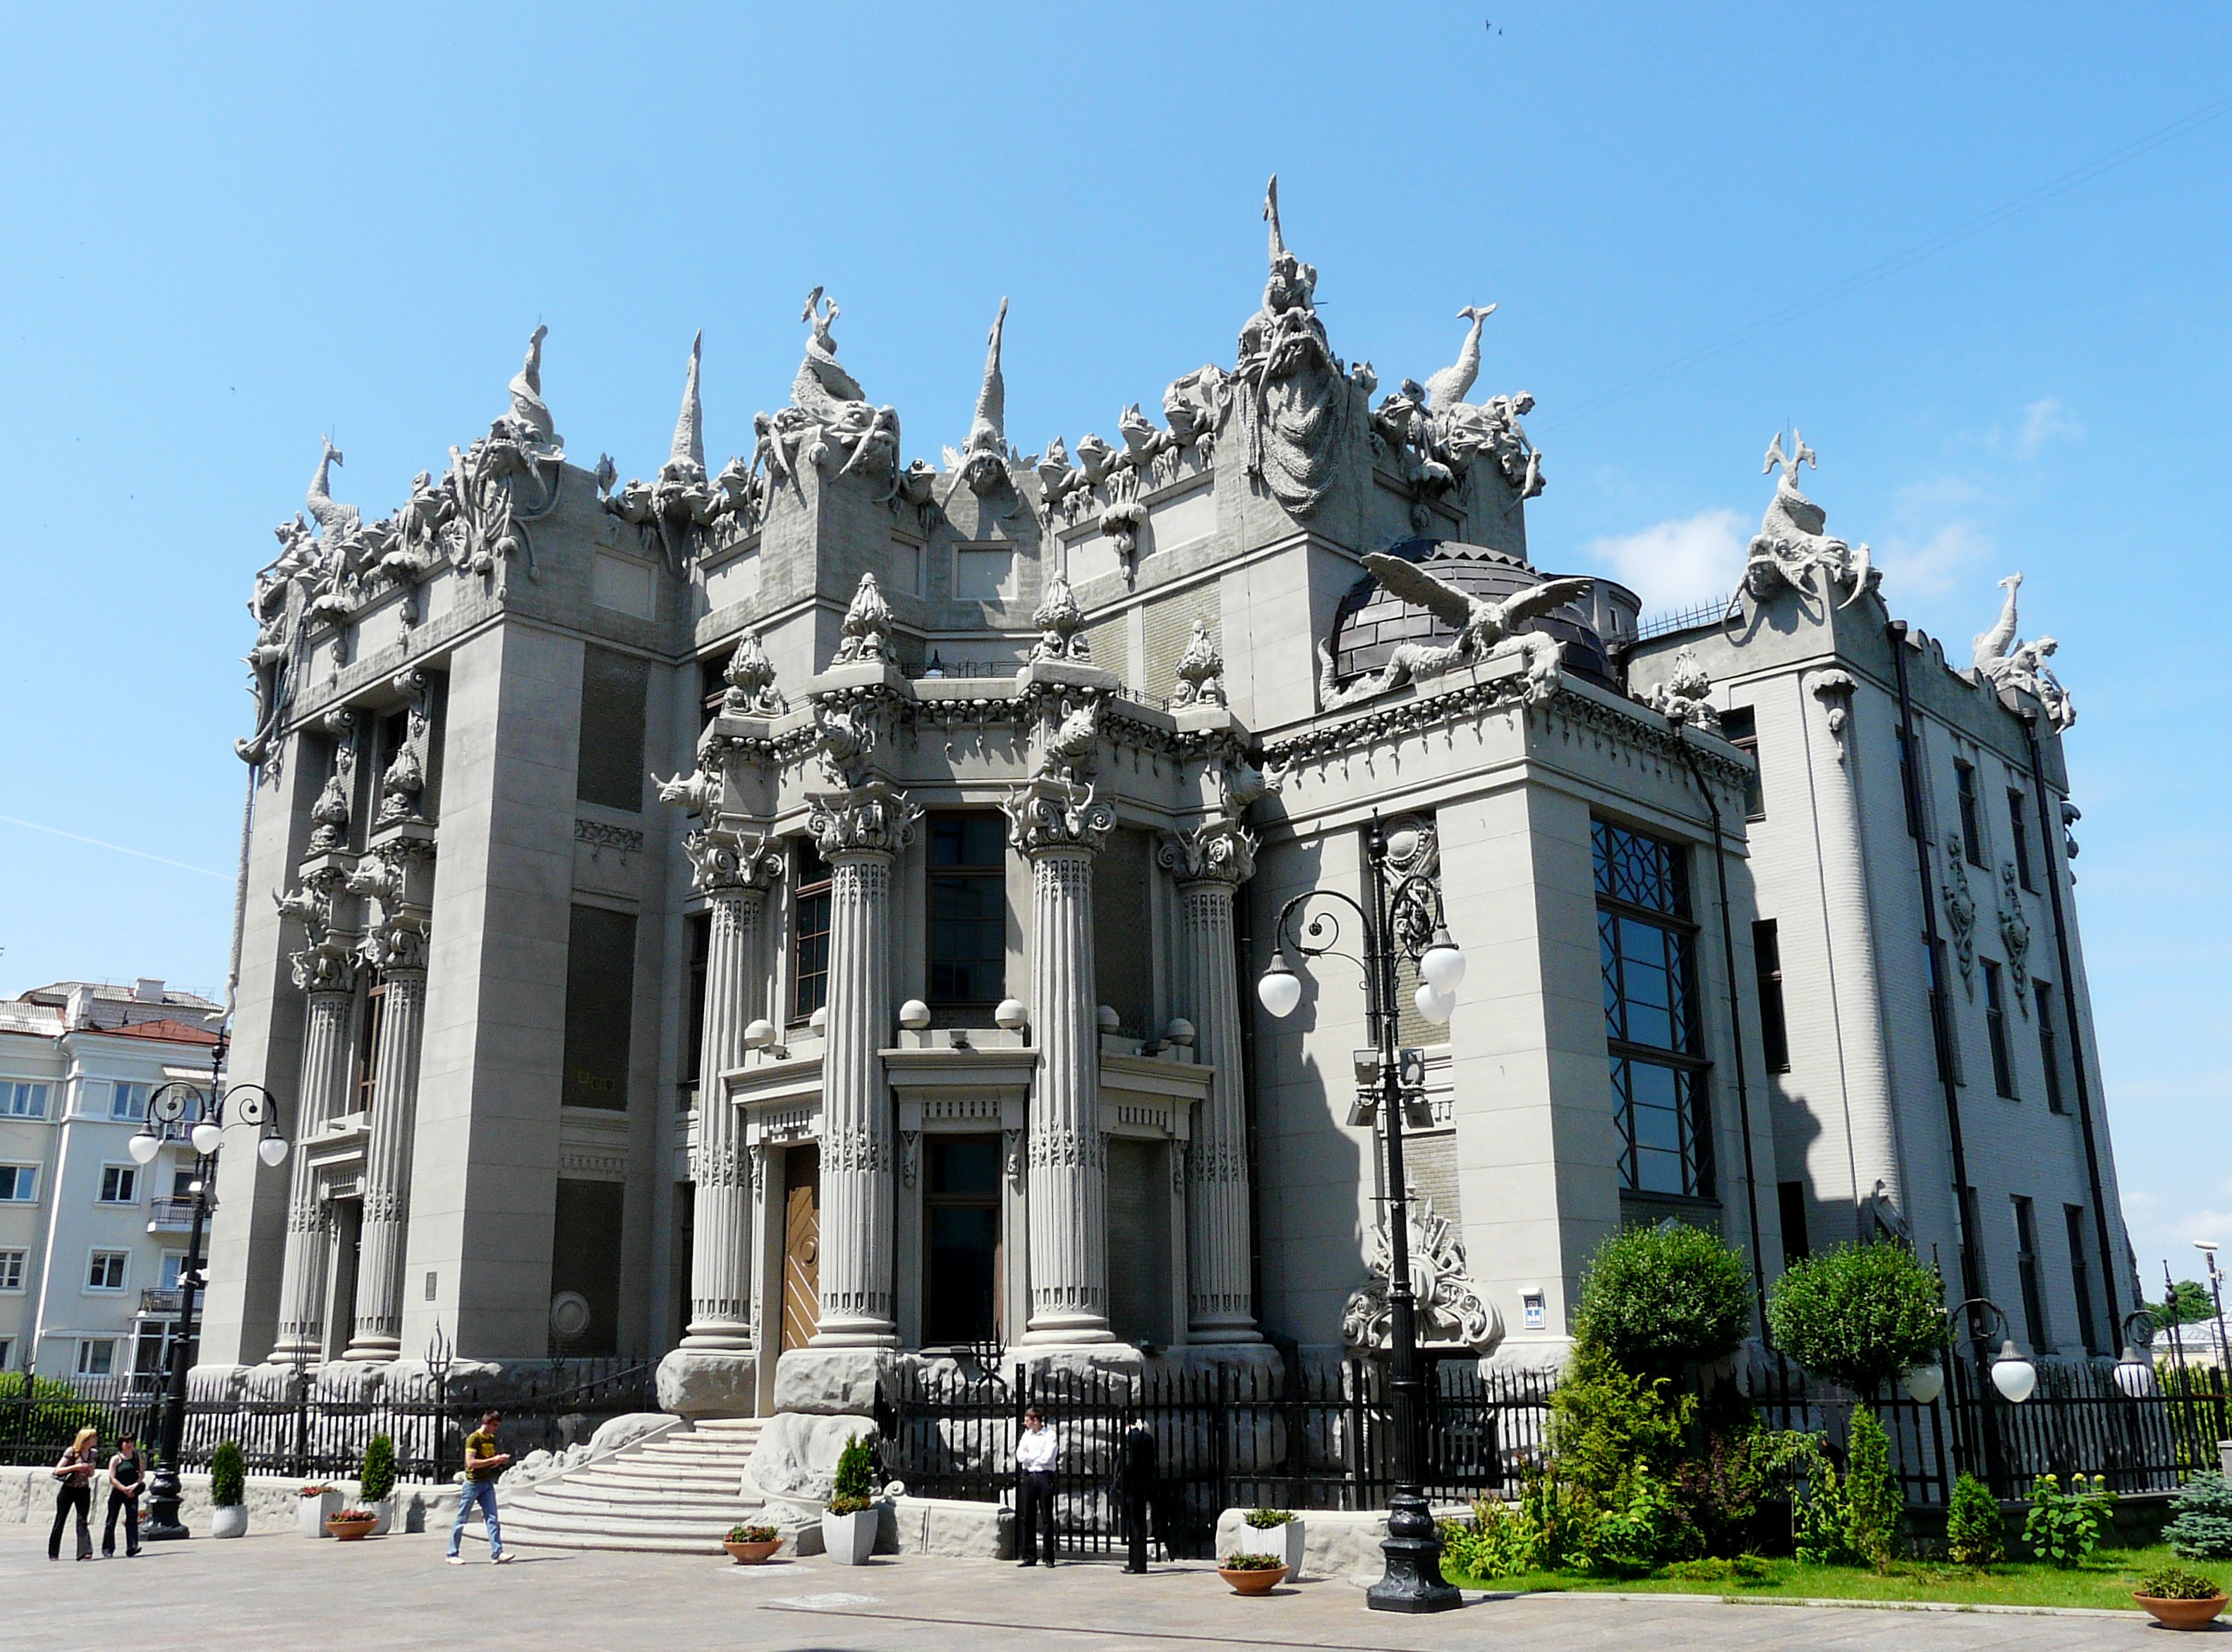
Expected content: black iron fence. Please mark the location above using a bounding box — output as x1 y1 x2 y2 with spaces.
1944 1357 2226 1500
878 1356 1553 1559
0 1360 657 1481
1748 1354 1955 1507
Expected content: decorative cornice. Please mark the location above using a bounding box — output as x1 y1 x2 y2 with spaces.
807 778 920 858
1158 817 1257 887
575 818 645 861
1002 775 1115 856
684 826 784 894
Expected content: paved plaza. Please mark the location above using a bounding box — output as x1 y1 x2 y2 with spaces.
0 1523 2164 1651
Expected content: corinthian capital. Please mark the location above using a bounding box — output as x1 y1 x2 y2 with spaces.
290 942 363 997
1158 817 1257 887
360 915 430 976
807 779 920 858
683 826 784 894
1002 775 1115 856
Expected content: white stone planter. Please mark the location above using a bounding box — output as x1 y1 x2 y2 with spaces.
821 1507 878 1565
211 1505 248 1540
1240 1517 1304 1579
298 1488 343 1538
1275 1517 1305 1581
368 1495 395 1537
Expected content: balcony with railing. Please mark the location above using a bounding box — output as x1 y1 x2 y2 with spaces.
145 1196 196 1232
138 1287 183 1316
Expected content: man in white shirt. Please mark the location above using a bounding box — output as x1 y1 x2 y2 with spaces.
1014 1406 1059 1567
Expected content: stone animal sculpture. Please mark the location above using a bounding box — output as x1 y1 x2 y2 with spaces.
1970 571 2075 730
1736 431 1871 611
1323 553 1592 707
1423 305 1497 411
305 435 360 542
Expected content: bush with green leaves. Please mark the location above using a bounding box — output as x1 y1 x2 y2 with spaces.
1572 1224 1752 1377
2166 1472 2232 1560
1439 1495 1546 1580
210 1440 246 1510
1779 1432 1852 1565
1945 1471 2005 1566
359 1433 396 1504
1766 1242 1945 1396
1222 1551 1283 1570
1547 1338 1692 1495
827 1432 875 1515
1243 1507 1294 1529
1840 1406 1903 1569
2022 1472 2113 1569
2137 1562 2228 1601
1577 1466 1694 1574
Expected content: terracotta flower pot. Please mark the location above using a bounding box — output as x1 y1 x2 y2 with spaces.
325 1513 378 1542
1218 1564 1286 1596
2133 1592 2228 1630
724 1538 782 1565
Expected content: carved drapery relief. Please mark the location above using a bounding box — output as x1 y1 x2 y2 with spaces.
372 671 431 829
1341 1191 1503 1356
1941 833 1977 997
1999 861 2033 1008
831 571 892 667
306 746 356 854
1810 669 1855 760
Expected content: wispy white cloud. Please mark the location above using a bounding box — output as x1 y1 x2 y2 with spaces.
1578 509 1746 613
1877 521 1994 599
2018 396 2083 456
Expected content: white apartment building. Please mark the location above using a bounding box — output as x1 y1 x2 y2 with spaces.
0 980 223 1382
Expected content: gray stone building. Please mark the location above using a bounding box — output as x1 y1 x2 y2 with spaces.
197 183 2127 1539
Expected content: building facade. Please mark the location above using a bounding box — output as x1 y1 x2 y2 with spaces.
198 185 2125 1450
0 980 222 1380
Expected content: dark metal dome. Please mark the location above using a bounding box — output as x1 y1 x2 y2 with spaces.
1328 539 1637 689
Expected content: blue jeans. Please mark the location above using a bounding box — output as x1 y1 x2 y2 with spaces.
449 1479 502 1557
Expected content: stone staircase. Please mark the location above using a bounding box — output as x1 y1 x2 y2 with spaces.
500 1417 767 1554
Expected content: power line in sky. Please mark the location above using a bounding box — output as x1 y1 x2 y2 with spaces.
0 813 228 880
1541 90 2232 432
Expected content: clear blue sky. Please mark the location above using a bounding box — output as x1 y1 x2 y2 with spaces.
1 5 2224 1281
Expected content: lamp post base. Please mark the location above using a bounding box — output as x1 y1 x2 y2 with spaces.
1365 1491 1462 1614
142 1469 189 1542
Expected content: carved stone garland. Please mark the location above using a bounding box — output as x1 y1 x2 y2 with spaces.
1341 1191 1503 1356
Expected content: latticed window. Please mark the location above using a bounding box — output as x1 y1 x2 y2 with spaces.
928 814 1006 1014
1594 819 1712 1199
791 839 832 1024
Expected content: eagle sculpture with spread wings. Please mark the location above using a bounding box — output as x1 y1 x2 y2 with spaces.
1319 554 1593 710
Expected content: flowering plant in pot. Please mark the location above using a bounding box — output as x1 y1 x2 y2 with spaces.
297 1481 343 1538
820 1435 880 1566
724 1522 782 1564
1218 1551 1287 1596
1244 1507 1306 1581
210 1441 248 1540
325 1505 380 1541
2133 1563 2229 1630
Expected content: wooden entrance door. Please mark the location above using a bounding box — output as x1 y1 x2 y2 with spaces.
780 1146 820 1353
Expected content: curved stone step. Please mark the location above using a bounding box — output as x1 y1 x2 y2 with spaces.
497 1413 767 1553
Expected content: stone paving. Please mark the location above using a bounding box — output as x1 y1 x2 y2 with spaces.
0 1520 2157 1651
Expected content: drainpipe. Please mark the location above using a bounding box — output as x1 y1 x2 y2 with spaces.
1887 626 1991 1322
2019 709 2120 1337
1672 727 1770 1338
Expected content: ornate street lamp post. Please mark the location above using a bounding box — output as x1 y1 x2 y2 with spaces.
127 1044 289 1541
1257 814 1464 1615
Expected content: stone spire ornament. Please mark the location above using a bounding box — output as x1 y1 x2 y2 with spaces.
508 324 556 444
671 329 705 473
1027 574 1089 663
831 571 892 667
960 297 1009 496
722 626 787 716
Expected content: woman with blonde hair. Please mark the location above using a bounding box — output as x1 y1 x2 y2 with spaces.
49 1425 99 1560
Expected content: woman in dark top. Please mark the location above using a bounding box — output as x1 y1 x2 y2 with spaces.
49 1426 99 1560
103 1432 145 1557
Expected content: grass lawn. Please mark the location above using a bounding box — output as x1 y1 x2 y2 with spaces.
1445 1544 2232 1612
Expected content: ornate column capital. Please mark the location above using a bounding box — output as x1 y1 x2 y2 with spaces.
808 779 920 858
683 825 784 895
289 942 363 997
1158 818 1257 887
359 915 429 976
1002 775 1115 857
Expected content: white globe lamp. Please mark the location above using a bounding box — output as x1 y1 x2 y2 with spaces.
1256 956 1302 1019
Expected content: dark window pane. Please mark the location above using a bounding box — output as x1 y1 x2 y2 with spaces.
564 905 637 1110
1754 918 1790 1072
577 647 648 812
929 1138 1001 1196
2036 983 2064 1113
792 839 832 1022
1778 1181 1810 1265
923 1205 1000 1344
2008 789 2034 890
684 913 710 1085
550 1179 624 1356
927 814 1006 1011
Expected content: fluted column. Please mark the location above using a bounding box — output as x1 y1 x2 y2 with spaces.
1807 669 1905 1231
1161 820 1261 1343
267 949 360 1365
806 782 917 1347
1007 777 1116 1344
681 830 782 1349
345 920 428 1361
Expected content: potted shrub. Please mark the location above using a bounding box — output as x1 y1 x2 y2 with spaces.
1244 1507 1305 1581
724 1522 782 1564
1218 1551 1287 1596
359 1433 398 1536
2133 1562 2229 1630
325 1505 380 1541
210 1441 248 1540
298 1481 343 1538
820 1434 880 1566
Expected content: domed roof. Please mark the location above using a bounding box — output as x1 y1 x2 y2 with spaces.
1328 539 1637 689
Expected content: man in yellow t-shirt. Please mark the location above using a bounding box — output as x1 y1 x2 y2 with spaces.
446 1409 513 1564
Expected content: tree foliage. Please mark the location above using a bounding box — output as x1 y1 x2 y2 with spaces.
2164 1472 2232 1560
2148 1280 2219 1329
1840 1407 1904 1569
210 1440 246 1509
1767 1242 1945 1395
359 1432 396 1503
827 1431 876 1514
1946 1472 2006 1567
1572 1223 1752 1376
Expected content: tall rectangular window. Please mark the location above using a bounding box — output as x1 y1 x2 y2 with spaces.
682 912 710 1088
550 1179 625 1357
2008 789 2035 891
1720 705 1764 820
355 981 387 1114
1594 819 1711 1199
1984 960 2015 1099
1778 1181 1810 1267
563 905 638 1111
576 646 649 813
2013 1196 2048 1352
923 1136 1002 1346
928 814 1007 1017
2064 1204 2101 1355
791 839 832 1024
1752 918 1790 1072
1956 760 1986 867
2035 982 2066 1114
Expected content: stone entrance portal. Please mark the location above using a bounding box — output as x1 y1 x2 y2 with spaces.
780 1145 820 1354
